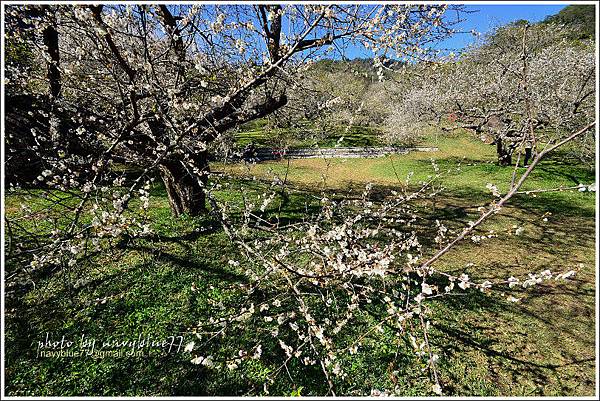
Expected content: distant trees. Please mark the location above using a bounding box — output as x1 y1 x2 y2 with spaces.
263 58 394 147
385 22 595 165
542 4 595 39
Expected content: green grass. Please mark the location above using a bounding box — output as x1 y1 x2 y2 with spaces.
3 130 596 396
233 119 384 148
219 130 594 217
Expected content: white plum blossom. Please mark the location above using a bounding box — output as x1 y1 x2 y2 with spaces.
421 282 434 295
184 342 195 353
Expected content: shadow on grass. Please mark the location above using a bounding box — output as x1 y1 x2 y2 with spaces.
4 166 595 396
424 283 595 395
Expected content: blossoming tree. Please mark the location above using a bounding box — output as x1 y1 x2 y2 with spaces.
5 3 454 215
383 22 595 165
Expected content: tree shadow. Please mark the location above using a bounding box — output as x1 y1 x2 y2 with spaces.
424 285 595 395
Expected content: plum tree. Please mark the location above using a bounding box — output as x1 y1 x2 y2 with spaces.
5 4 455 215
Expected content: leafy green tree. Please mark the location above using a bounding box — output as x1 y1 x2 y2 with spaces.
543 4 595 39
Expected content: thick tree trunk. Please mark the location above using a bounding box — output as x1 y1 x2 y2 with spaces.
159 152 209 217
496 139 512 166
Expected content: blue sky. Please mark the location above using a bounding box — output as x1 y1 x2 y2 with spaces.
338 4 569 59
439 4 569 51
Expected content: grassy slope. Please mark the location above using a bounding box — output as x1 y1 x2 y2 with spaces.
4 131 596 396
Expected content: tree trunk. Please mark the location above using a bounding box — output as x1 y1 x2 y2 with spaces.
43 22 61 99
523 146 532 166
496 139 512 166
159 152 209 217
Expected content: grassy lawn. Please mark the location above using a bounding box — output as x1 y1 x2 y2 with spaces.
3 131 596 396
233 119 384 148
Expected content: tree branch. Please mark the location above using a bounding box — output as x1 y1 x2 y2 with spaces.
420 121 595 271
